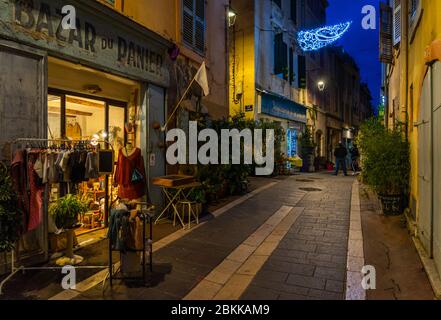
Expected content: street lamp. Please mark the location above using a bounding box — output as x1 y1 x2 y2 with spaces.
228 9 237 27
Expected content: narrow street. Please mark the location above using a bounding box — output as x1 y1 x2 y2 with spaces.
57 173 354 300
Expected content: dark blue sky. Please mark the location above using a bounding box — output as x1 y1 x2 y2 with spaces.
326 0 381 110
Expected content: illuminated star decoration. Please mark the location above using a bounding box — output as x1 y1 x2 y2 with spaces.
297 22 352 51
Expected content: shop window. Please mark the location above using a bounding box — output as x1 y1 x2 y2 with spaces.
182 0 206 54
46 91 127 236
65 95 105 142
48 94 62 139
109 105 126 156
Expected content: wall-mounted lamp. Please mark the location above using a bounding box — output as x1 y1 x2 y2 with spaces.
228 9 237 27
317 80 326 92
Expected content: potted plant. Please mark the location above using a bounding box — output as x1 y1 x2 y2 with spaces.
299 127 316 172
357 118 410 215
49 194 88 265
0 162 22 254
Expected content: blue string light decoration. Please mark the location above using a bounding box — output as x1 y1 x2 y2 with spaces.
297 22 352 51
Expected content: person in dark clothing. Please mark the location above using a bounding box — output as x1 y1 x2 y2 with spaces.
350 145 360 175
334 142 348 176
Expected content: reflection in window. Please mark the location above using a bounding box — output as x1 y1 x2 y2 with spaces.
48 94 62 139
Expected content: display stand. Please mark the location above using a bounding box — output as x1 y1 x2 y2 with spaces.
0 137 112 295
106 202 155 288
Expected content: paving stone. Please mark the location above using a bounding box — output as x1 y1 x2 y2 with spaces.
241 285 280 300
325 280 345 293
314 266 346 282
286 274 326 290
308 289 343 300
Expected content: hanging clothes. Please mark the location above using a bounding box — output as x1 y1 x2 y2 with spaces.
11 149 29 234
27 151 45 232
85 151 99 179
114 148 146 200
69 150 88 183
11 149 44 233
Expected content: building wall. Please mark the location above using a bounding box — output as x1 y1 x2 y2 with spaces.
407 0 441 214
100 0 229 119
229 0 256 118
254 0 301 103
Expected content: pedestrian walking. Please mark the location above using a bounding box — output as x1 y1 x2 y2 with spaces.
334 142 348 176
350 144 360 176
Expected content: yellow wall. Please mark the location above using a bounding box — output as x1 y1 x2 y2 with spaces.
407 0 441 214
229 0 255 119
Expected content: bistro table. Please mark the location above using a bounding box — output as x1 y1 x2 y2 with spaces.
153 180 202 229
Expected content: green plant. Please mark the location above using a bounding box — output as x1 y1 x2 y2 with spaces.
49 194 88 230
299 126 316 155
187 186 207 204
357 117 410 195
0 162 22 252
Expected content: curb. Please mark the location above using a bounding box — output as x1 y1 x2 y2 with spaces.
345 179 366 300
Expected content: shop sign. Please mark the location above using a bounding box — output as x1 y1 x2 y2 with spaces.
260 93 307 123
0 0 168 85
245 105 253 112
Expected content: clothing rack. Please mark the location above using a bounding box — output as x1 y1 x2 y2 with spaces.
0 137 113 295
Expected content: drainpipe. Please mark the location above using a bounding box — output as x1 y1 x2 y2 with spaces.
429 65 434 258
402 0 409 139
225 2 230 111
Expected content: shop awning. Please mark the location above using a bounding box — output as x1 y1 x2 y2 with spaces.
259 90 307 123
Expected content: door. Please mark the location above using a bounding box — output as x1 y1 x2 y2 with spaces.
0 40 48 271
144 84 166 212
417 69 432 254
432 61 441 273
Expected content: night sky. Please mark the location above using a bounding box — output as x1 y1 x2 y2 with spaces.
326 0 381 112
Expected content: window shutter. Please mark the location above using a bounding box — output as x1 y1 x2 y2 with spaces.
290 0 297 24
289 48 295 84
183 10 194 46
393 0 401 46
380 2 393 63
182 0 205 54
274 33 283 75
195 20 205 52
298 55 306 89
195 0 205 20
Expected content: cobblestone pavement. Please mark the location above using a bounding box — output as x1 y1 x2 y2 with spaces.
241 174 353 300
66 173 354 300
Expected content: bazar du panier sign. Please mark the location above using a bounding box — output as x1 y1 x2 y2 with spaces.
0 0 169 86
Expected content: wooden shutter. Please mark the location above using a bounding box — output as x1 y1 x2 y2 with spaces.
194 0 205 52
298 55 306 89
393 0 401 46
183 0 194 46
380 2 393 63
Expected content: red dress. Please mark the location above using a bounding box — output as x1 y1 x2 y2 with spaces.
114 148 146 200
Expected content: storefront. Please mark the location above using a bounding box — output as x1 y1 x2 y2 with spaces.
0 0 170 268
257 90 307 158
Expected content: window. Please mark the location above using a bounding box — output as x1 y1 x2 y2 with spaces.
392 0 401 46
409 0 422 41
272 0 282 9
182 0 206 54
289 48 295 85
290 0 297 24
409 0 419 19
104 0 115 6
297 55 306 89
274 33 288 80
